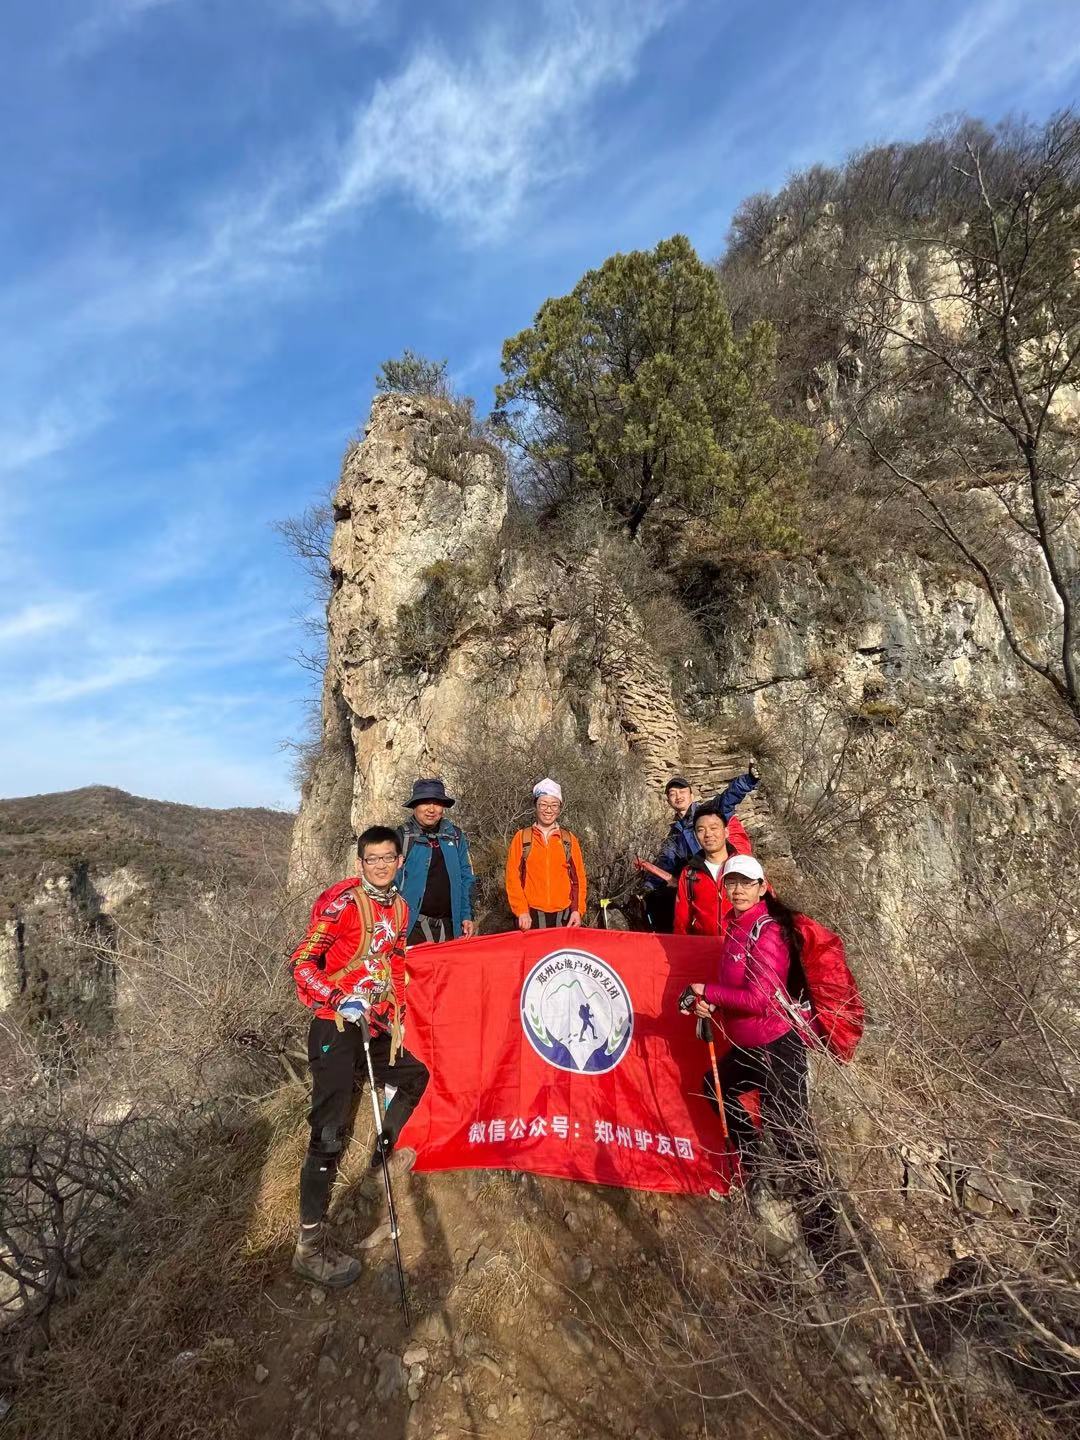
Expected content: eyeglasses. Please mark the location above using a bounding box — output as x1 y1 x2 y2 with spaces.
361 852 399 867
724 875 763 888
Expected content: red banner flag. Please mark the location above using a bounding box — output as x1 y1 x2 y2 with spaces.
399 927 736 1196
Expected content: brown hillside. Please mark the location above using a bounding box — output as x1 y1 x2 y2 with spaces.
0 785 294 913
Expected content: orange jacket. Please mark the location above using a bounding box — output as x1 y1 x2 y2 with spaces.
505 826 587 918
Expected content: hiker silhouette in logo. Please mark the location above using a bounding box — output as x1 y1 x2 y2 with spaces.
578 1002 598 1041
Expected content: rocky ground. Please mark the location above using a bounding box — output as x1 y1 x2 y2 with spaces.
236 1144 729 1440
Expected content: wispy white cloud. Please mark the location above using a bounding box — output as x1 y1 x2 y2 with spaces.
0 403 102 476
895 0 1013 117
0 601 84 644
282 0 380 24
63 0 185 57
287 1 674 242
0 548 300 718
66 0 380 57
3 1 673 472
25 654 167 705
865 0 1080 134
81 0 671 310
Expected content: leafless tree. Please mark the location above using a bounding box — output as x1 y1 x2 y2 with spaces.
272 495 334 678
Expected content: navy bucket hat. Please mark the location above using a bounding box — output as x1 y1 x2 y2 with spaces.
404 777 456 809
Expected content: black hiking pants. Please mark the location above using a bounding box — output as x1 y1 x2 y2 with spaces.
705 1028 844 1264
408 915 451 945
643 888 675 933
529 907 571 928
299 1017 429 1226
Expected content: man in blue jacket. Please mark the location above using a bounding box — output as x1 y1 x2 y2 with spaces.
396 778 477 944
641 763 759 932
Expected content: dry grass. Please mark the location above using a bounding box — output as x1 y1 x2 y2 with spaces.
3 1099 295 1440
458 1219 536 1328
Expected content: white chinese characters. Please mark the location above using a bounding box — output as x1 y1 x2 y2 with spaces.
465 1116 694 1161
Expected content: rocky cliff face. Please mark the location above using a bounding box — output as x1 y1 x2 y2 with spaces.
706 555 1078 954
291 394 1077 953
290 393 735 890
1 864 120 1031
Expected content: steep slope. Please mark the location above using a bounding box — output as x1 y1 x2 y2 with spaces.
10 1089 982 1440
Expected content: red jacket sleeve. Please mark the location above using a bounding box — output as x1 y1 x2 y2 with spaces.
673 871 691 935
704 920 790 1017
725 815 752 856
290 912 346 1011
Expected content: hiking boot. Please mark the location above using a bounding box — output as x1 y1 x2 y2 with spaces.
746 1179 801 1258
291 1224 361 1289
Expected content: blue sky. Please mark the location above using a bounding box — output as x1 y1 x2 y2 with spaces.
2 0 1078 810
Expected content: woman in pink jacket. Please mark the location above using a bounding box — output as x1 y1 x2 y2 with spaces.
689 853 844 1269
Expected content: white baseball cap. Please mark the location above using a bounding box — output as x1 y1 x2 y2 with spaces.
722 854 765 883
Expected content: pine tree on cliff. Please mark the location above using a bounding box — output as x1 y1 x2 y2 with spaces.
495 234 812 541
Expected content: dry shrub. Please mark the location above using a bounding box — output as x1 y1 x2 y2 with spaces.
594 808 1080 1437
0 876 305 1367
758 699 912 873
68 874 304 1110
797 443 959 566
0 1115 189 1338
3 1099 297 1440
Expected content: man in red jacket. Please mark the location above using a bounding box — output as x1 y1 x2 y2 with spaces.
673 805 754 936
289 825 429 1288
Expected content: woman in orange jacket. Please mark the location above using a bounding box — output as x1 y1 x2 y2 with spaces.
505 778 587 930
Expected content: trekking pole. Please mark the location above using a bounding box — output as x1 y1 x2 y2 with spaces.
699 1015 730 1144
360 1021 411 1327
678 987 729 1144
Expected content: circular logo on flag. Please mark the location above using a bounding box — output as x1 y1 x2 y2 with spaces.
520 949 634 1074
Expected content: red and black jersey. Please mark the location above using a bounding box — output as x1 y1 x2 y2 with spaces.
289 877 409 1030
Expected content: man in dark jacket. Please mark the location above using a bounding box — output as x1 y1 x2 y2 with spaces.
642 763 759 932
396 777 477 944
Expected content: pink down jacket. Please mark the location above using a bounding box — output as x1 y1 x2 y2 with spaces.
703 899 795 1049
